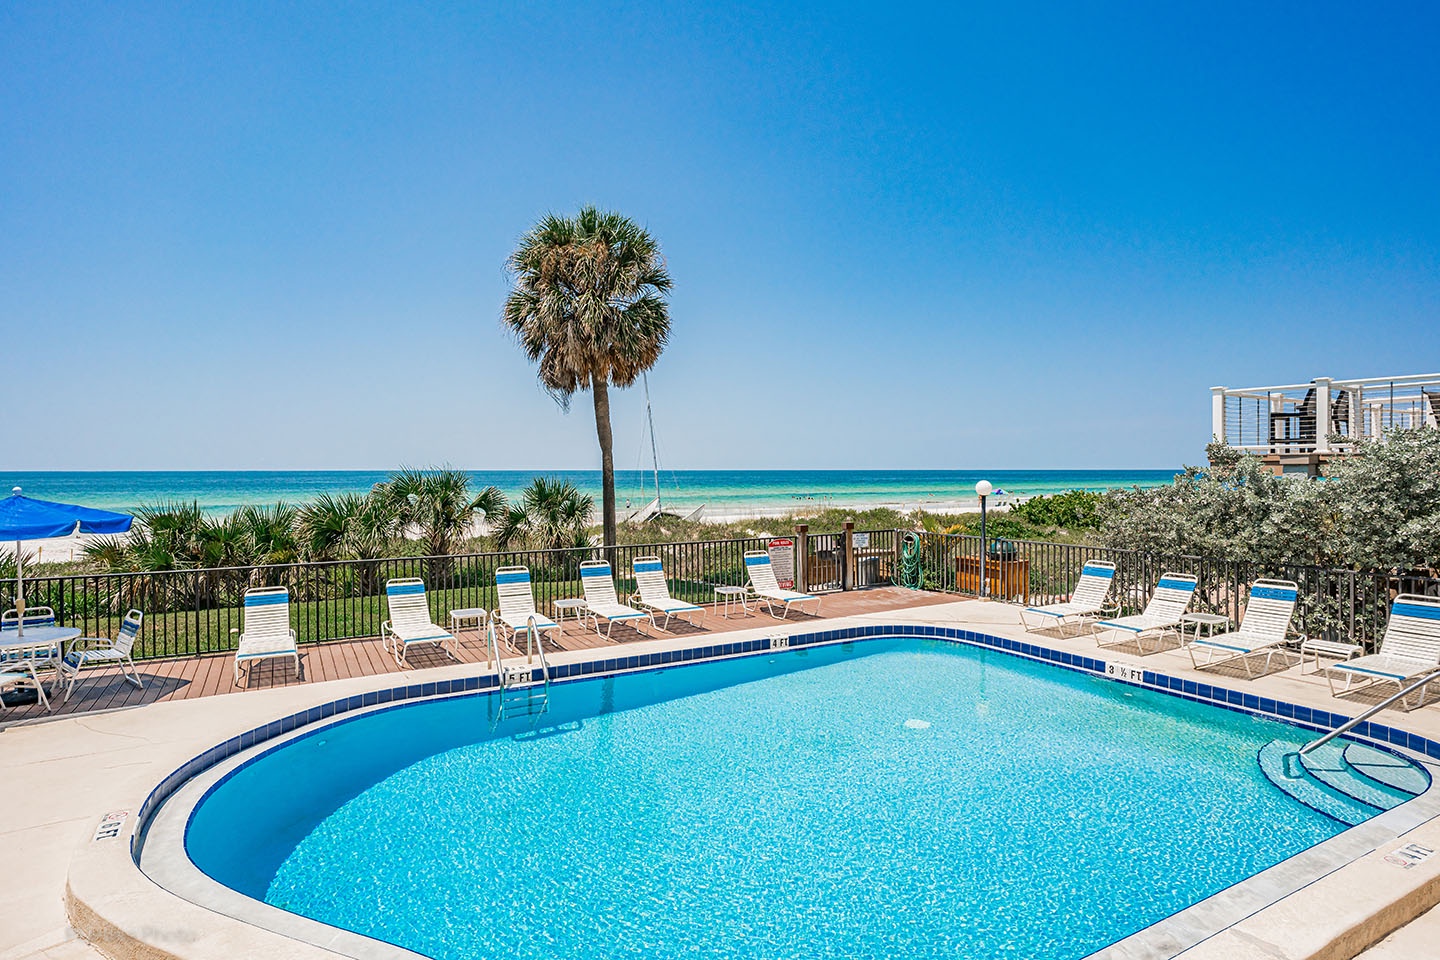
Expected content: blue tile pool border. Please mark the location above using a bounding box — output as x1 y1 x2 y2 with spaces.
130 622 1440 864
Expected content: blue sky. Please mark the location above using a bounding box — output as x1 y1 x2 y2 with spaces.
3 2 1437 471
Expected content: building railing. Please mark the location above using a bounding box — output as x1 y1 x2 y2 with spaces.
1212 373 1440 458
4 528 1433 661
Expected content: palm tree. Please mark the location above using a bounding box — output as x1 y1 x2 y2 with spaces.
298 492 395 562
237 503 301 569
494 477 594 552
503 206 672 551
378 467 505 557
298 492 397 595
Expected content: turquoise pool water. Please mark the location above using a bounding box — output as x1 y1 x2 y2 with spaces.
186 638 1345 960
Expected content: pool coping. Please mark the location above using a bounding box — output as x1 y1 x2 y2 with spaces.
69 622 1440 960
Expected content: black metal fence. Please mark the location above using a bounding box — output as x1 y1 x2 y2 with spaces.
8 526 1434 661
905 532 1440 651
0 537 777 661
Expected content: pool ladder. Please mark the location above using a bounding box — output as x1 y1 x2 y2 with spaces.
487 615 552 722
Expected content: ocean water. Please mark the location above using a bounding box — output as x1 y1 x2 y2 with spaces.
185 637 1341 960
1 469 1173 516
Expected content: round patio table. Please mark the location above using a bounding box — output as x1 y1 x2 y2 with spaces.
0 626 80 705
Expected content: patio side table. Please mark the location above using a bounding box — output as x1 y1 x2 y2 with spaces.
448 607 488 642
552 598 592 632
1180 612 1230 643
1299 637 1364 675
713 586 751 619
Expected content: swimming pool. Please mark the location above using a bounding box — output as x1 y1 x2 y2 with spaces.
176 635 1369 960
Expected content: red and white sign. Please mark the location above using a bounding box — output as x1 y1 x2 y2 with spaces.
768 537 795 589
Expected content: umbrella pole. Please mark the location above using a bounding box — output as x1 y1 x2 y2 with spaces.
14 538 23 637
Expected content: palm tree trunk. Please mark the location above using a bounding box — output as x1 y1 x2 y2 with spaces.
592 378 618 554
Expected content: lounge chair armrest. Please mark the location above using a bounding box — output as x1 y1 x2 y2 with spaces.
65 636 104 655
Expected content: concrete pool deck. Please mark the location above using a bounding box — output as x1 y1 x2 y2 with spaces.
6 594 1440 960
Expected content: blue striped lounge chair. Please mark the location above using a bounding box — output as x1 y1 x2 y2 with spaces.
494 566 562 647
579 561 655 638
1095 573 1197 654
382 579 458 666
631 556 704 631
62 609 145 700
1327 595 1440 709
743 550 821 620
1018 561 1116 636
1187 579 1299 678
234 586 301 686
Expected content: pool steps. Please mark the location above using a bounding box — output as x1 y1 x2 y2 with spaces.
1345 740 1431 795
1302 742 1416 810
1258 740 1428 826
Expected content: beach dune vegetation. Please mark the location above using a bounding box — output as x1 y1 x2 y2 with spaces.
494 477 593 553
1008 490 1103 530
376 467 505 559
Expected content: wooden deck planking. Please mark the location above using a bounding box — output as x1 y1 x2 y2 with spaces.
2 588 955 724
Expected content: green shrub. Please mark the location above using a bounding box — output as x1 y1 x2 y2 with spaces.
1009 490 1103 530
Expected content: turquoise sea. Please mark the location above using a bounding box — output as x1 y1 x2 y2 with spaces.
2 469 1173 517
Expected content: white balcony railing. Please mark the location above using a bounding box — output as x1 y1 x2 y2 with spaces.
1211 373 1440 455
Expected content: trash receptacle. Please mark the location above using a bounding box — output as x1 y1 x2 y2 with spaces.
857 556 881 586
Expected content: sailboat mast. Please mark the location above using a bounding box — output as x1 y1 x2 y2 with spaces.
643 372 662 515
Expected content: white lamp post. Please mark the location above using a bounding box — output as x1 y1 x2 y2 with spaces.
975 480 993 599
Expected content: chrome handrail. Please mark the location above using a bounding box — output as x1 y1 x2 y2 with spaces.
486 618 502 677
1298 668 1440 756
526 614 551 687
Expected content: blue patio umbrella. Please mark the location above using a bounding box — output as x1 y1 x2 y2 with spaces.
1 487 132 635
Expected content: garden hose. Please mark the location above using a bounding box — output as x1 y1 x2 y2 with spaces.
899 533 925 589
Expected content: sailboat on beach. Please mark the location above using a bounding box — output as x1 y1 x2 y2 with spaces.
625 373 704 523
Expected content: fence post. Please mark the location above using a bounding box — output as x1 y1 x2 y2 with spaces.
1315 377 1333 456
794 524 809 592
1211 385 1227 444
893 529 903 587
842 521 855 591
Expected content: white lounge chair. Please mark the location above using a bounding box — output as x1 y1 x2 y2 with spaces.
1096 573 1197 654
234 586 301 685
1187 579 1299 678
743 550 821 620
382 579 458 666
1327 595 1440 709
631 556 704 631
62 609 144 700
579 561 654 638
1018 561 1116 635
494 566 562 647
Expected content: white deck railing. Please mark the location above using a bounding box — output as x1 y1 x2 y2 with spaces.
1211 373 1440 455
